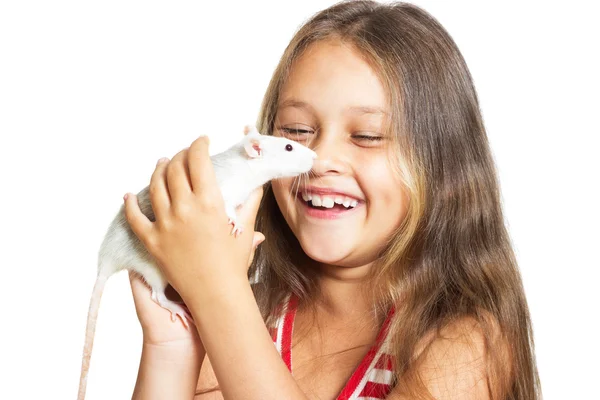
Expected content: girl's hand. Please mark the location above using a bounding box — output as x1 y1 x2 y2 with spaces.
128 229 264 347
123 135 264 309
128 270 201 347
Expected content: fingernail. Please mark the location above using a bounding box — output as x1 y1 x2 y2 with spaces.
123 193 129 201
157 157 168 165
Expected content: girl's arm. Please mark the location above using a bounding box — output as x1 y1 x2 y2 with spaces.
132 342 205 400
187 276 308 400
128 271 206 399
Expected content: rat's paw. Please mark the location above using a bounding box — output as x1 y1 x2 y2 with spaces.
227 214 243 238
230 223 244 238
152 290 195 330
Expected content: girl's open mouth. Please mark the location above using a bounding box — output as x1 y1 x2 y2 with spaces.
296 192 361 219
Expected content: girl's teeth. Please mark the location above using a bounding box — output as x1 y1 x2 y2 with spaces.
301 192 359 209
321 197 335 208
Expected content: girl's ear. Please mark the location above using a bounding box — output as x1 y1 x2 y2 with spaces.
244 137 262 158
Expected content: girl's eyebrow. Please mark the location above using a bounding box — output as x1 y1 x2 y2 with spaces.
349 105 389 116
278 98 389 116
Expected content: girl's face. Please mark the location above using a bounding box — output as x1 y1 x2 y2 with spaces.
272 39 409 271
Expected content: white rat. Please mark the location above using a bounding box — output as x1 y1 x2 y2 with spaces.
77 125 317 400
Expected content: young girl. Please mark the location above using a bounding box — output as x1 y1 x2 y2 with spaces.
124 1 541 399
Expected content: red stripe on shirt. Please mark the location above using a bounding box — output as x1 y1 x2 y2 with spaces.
358 381 392 398
280 294 298 372
374 353 394 371
336 307 395 400
273 294 396 399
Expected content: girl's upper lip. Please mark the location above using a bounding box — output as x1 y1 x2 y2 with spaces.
298 185 363 201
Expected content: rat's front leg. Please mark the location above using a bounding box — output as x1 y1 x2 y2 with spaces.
224 203 243 237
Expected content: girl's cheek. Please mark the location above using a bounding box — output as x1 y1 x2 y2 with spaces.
272 178 296 200
271 178 287 193
358 158 405 214
272 180 296 214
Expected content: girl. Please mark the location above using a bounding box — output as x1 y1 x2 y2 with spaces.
124 1 541 399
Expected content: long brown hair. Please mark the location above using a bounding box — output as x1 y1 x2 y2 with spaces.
199 1 541 398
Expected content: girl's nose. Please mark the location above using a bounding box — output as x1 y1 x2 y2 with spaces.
310 134 348 176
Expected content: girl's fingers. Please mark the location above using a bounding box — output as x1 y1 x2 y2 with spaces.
166 148 193 203
130 271 174 310
124 192 155 247
188 136 219 198
129 272 173 330
149 157 171 221
129 270 150 304
237 187 264 229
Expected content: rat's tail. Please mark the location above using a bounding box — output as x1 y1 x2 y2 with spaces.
77 272 109 400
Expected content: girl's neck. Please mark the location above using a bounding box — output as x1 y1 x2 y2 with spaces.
312 262 375 322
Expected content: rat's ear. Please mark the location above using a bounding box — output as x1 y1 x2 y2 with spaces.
244 137 262 158
243 125 260 137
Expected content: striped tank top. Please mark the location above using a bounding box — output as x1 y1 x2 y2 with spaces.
269 294 396 399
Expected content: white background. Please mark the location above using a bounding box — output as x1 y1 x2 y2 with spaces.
1 1 598 399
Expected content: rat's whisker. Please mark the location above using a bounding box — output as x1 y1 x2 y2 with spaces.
294 175 302 204
292 177 298 201
286 178 299 222
304 172 311 198
300 173 306 196
300 173 306 194
311 169 327 188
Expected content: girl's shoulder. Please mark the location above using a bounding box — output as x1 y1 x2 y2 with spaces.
389 314 510 399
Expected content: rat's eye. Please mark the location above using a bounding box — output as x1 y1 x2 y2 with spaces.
285 144 293 152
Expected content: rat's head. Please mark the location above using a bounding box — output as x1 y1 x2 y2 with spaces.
241 126 317 178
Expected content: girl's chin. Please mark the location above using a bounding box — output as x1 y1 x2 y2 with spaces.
296 232 354 265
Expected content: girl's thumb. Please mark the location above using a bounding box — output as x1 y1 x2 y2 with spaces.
247 232 265 269
252 232 265 248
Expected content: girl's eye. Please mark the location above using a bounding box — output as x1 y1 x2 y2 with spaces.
278 127 313 140
353 135 383 142
278 127 384 146
280 128 313 135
